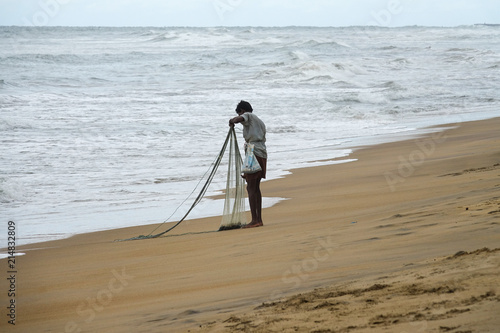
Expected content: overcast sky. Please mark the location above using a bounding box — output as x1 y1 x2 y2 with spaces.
1 0 499 27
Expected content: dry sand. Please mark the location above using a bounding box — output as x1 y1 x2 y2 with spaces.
1 117 499 333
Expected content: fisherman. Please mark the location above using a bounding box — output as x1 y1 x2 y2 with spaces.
229 100 267 228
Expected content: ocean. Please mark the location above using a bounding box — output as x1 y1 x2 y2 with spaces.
1 26 499 247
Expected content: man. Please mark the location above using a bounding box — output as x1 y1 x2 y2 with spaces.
229 100 267 228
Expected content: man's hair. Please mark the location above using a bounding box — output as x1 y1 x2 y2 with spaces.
237 100 253 112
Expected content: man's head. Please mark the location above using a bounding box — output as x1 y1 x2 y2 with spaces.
235 100 253 114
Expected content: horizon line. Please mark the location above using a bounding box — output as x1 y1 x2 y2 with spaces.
1 23 498 29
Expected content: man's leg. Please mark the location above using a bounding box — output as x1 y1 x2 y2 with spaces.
245 178 263 227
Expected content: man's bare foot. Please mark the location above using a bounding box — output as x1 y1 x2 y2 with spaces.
242 221 263 229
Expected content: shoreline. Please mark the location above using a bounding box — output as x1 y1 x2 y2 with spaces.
0 116 483 250
2 116 499 332
0 125 441 252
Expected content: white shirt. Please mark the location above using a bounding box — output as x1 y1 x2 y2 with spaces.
241 112 267 159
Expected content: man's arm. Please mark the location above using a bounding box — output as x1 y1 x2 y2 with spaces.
229 116 244 127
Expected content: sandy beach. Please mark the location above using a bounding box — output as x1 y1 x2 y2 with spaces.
2 117 499 333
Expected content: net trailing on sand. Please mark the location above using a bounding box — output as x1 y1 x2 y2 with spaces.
118 127 246 241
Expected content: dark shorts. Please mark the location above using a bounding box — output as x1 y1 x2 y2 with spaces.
245 155 267 181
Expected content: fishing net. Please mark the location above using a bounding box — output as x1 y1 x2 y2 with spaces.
117 127 245 241
219 127 247 231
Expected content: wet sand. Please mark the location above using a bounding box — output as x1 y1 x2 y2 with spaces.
2 117 499 332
